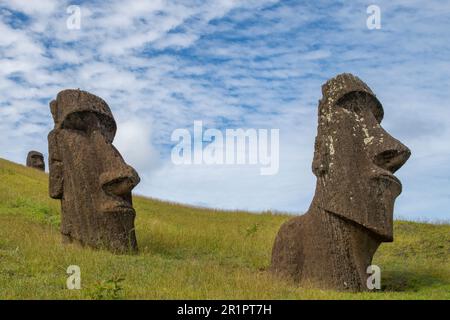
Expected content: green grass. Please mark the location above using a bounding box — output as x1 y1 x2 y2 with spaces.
0 157 449 299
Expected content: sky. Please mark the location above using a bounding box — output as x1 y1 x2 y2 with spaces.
0 0 449 221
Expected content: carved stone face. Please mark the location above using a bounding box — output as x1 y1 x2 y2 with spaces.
48 90 140 253
312 74 410 241
26 151 45 171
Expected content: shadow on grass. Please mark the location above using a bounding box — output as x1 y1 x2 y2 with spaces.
382 269 449 292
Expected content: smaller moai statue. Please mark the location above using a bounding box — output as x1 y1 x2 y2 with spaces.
26 151 45 171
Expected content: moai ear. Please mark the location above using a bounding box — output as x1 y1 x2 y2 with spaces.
50 100 58 123
312 135 329 177
312 101 330 177
48 130 63 199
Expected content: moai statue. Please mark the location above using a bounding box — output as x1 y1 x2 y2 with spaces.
26 151 45 171
48 89 140 253
271 73 411 291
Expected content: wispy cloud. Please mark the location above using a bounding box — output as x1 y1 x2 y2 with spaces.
0 0 449 220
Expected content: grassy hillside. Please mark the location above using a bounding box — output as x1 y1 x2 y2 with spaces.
0 158 449 299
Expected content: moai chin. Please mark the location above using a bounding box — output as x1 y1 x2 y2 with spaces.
271 73 411 291
26 151 45 171
48 89 140 253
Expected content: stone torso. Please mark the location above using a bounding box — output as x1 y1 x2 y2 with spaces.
272 206 381 291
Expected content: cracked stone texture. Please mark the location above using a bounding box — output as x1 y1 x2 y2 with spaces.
26 151 45 171
48 89 140 253
271 73 411 291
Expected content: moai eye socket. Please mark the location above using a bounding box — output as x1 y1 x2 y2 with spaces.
62 111 115 142
337 92 383 123
62 112 91 133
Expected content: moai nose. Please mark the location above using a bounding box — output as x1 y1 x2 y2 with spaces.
94 130 141 196
101 166 140 197
373 135 411 173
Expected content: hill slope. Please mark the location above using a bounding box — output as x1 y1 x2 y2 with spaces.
0 158 449 299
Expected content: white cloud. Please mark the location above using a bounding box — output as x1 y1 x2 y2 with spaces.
0 0 449 220
4 0 58 16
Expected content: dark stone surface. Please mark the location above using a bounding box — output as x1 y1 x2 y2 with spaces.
26 151 45 171
48 89 140 253
271 73 411 291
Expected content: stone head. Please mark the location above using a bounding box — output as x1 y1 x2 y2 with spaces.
48 89 140 252
26 151 45 171
312 73 410 241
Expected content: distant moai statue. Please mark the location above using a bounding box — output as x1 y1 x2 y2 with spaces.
271 73 411 291
26 151 45 171
48 89 140 253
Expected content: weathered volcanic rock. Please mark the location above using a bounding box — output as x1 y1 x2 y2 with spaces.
48 89 140 253
271 73 411 291
26 151 45 171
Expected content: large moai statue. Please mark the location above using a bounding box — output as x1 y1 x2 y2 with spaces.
48 89 140 253
26 151 45 171
271 73 411 291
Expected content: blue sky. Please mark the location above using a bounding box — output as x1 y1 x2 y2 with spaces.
0 0 449 221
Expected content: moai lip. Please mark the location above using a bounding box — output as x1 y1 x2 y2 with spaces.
26 151 45 171
271 73 411 291
48 89 140 254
